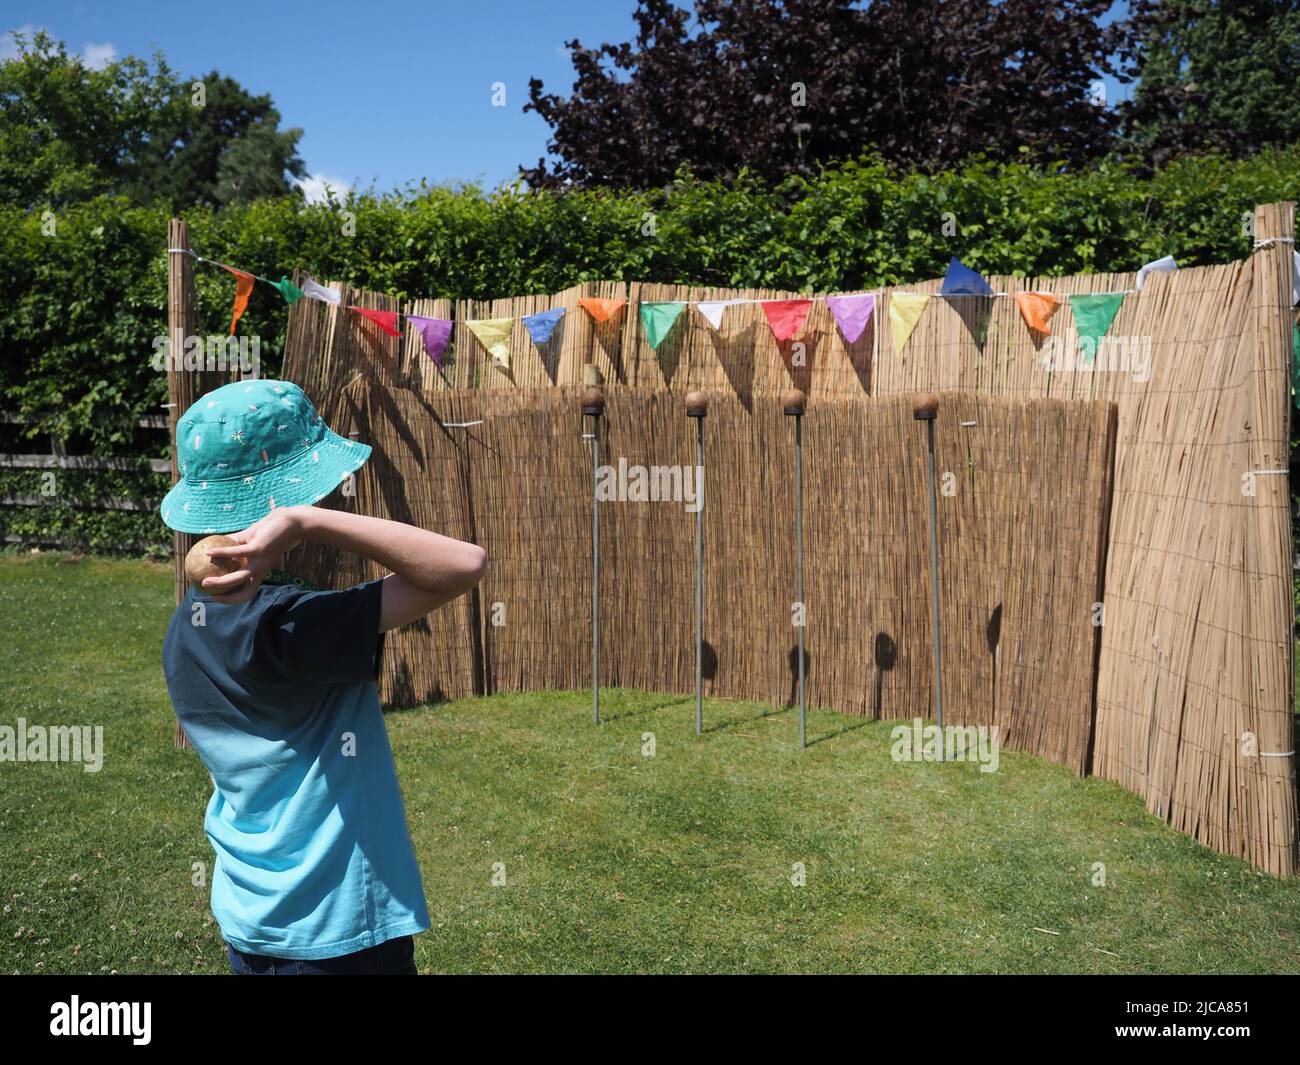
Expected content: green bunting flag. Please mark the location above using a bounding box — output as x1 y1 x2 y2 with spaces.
1069 293 1125 364
270 276 305 305
1292 321 1300 403
640 301 686 350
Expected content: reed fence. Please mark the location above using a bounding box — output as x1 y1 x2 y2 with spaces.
307 384 1115 778
167 203 1297 875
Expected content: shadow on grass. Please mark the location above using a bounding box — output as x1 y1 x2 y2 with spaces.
805 715 874 747
598 693 695 723
701 701 792 735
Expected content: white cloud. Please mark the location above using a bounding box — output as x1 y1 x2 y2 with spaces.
81 41 116 69
294 173 353 205
1 24 43 61
1 28 116 69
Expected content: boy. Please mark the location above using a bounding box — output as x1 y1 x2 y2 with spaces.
160 379 486 975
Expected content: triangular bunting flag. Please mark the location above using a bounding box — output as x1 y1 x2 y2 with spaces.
696 299 746 330
466 318 515 368
1013 292 1061 336
407 315 453 366
1136 255 1177 290
640 302 687 350
270 276 305 305
349 307 402 337
761 299 813 342
577 298 624 323
302 277 342 304
940 257 994 298
522 308 565 347
889 293 931 352
1292 321 1299 401
222 266 255 336
1069 293 1125 364
825 294 875 344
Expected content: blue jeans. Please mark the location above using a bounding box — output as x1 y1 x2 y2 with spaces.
226 934 417 975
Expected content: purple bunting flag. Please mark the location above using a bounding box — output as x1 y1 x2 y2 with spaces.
825 294 876 344
407 315 453 366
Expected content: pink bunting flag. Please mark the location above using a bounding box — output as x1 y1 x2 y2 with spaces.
761 299 814 342
407 315 453 366
349 306 402 337
825 294 875 344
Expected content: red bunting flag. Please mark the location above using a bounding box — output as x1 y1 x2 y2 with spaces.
761 299 814 342
349 306 402 337
577 298 624 323
222 266 255 336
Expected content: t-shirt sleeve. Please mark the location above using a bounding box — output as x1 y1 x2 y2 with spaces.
241 578 386 687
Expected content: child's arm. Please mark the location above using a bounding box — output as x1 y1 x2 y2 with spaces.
203 505 487 632
300 507 487 631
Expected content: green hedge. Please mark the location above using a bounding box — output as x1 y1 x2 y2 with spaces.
0 467 169 556
2 149 1299 553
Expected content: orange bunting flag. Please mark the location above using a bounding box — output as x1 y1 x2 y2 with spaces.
1013 292 1061 336
223 266 255 336
761 299 814 342
349 307 402 337
577 298 625 323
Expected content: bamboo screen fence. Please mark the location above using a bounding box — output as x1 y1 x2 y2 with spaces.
298 383 1115 780
168 203 1296 874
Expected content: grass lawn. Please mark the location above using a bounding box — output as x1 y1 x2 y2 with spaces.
1 552 1298 975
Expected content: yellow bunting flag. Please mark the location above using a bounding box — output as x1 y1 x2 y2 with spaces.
889 293 931 353
466 318 515 369
577 297 625 323
1013 292 1061 337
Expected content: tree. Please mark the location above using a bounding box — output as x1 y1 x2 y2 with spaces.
522 0 1137 189
1121 0 1300 168
0 30 306 210
133 72 308 208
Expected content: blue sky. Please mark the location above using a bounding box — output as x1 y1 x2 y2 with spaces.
1 0 649 198
2 0 1132 200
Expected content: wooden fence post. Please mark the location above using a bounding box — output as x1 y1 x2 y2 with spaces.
166 220 196 749
166 219 241 748
1249 201 1296 875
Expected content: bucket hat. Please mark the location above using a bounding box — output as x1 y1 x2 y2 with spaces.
160 379 370 534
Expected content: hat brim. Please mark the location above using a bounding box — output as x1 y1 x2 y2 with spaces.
160 429 371 534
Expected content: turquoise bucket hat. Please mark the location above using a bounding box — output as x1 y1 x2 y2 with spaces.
160 379 370 534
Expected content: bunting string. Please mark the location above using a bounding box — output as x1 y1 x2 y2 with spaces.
166 245 1164 363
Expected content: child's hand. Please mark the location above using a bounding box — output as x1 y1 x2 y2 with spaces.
200 507 308 593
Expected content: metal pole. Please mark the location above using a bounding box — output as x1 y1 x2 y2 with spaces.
694 416 704 736
795 412 806 749
582 388 605 724
592 419 601 725
925 419 943 737
783 388 808 749
686 392 708 736
913 394 944 755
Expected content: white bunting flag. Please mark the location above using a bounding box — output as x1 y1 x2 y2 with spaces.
1135 255 1177 291
695 299 747 331
302 277 342 305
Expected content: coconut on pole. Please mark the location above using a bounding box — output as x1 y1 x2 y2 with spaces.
582 386 605 724
782 389 808 747
912 392 944 753
685 390 708 735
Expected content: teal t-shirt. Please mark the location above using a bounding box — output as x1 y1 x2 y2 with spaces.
163 577 430 959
